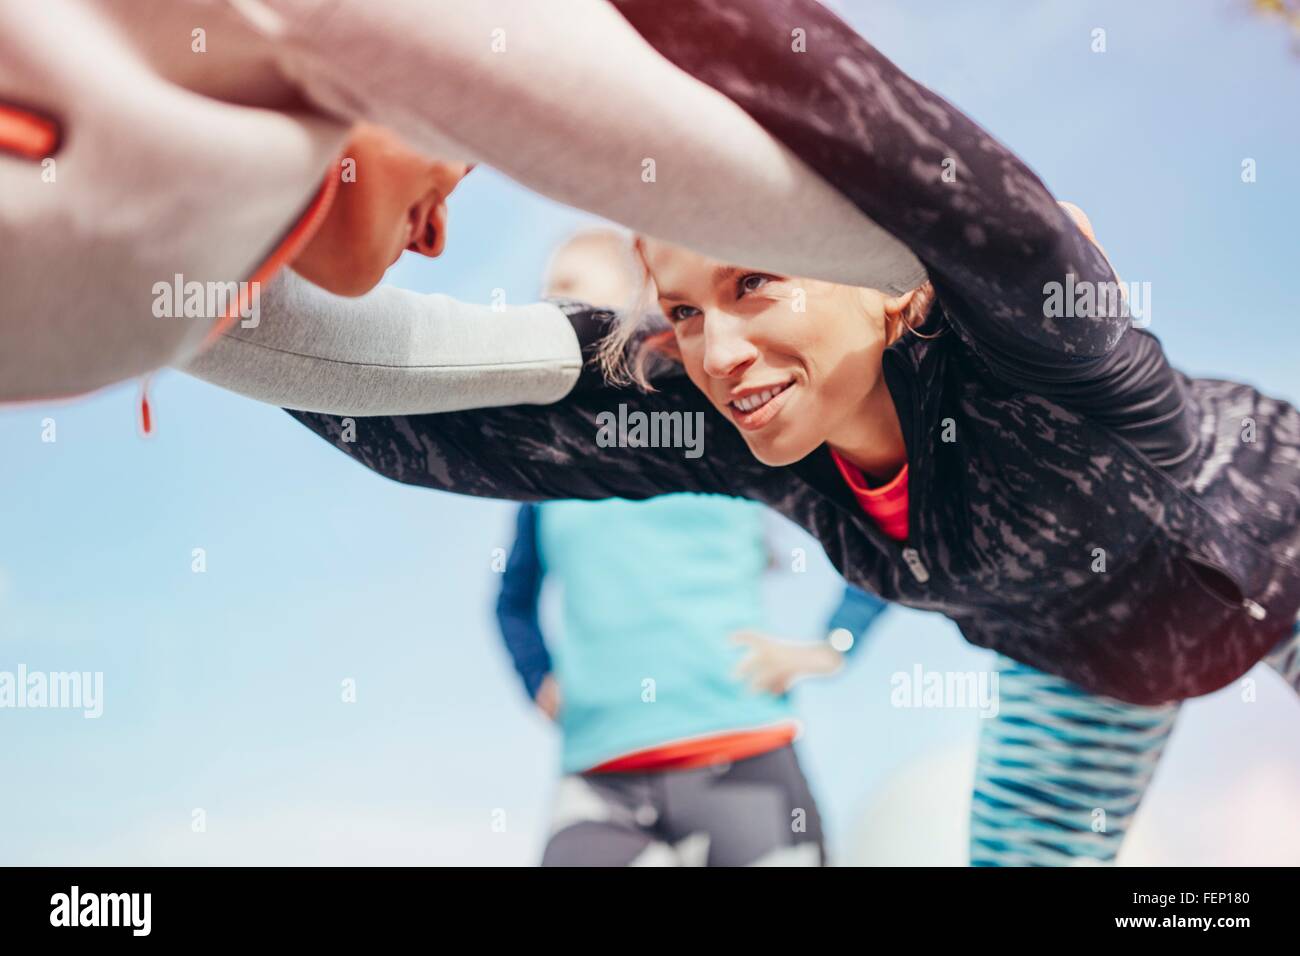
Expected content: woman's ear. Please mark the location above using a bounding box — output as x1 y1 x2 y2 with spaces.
882 288 917 319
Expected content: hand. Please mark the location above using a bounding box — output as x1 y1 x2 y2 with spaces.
731 630 844 695
1058 200 1120 282
534 673 562 721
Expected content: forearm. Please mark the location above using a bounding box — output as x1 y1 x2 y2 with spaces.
236 0 925 295
181 270 582 416
498 617 553 699
179 265 740 503
285 372 741 505
496 504 553 699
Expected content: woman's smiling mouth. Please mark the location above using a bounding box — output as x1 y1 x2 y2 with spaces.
727 380 794 431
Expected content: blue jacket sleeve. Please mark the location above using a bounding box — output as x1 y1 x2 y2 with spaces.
826 585 889 656
495 504 553 699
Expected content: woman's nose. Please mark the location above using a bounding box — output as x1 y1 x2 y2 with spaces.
701 313 758 379
410 202 448 258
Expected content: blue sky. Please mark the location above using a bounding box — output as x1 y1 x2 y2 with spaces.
2 0 1299 864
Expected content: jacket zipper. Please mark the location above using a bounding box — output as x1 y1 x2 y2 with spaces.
1181 547 1268 620
901 547 930 583
882 346 930 585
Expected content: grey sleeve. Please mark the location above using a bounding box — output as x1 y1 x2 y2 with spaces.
231 0 925 295
180 270 582 416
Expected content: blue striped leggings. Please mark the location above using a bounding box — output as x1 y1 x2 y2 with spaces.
970 623 1300 866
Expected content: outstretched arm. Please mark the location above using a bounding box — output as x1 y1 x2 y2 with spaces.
616 0 1196 474
183 270 582 416
182 269 754 504
284 374 742 505
223 0 925 295
610 0 1127 361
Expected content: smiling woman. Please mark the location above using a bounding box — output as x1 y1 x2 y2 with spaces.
626 237 920 481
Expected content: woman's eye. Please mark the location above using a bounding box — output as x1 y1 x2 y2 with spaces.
739 274 774 294
670 305 700 323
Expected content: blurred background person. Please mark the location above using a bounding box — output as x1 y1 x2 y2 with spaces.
497 497 885 866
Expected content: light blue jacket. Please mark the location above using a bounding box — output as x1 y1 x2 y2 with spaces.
495 495 886 772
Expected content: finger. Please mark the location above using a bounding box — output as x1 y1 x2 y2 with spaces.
1057 200 1096 242
750 672 780 695
1058 199 1121 287
762 674 789 695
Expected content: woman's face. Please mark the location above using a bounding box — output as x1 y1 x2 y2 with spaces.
641 239 896 467
293 123 472 297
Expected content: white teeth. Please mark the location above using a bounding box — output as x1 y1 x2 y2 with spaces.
732 382 789 413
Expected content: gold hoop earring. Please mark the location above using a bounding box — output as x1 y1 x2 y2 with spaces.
898 304 946 341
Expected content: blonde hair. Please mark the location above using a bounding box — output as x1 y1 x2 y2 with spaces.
595 237 940 390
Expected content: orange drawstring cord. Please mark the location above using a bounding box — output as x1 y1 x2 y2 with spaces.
133 155 342 439
138 374 154 437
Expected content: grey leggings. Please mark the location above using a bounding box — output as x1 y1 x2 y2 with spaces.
542 745 825 867
970 623 1300 865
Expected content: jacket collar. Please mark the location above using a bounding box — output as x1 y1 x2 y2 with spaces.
788 305 951 538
